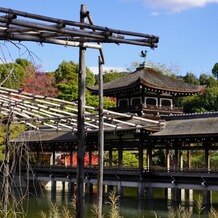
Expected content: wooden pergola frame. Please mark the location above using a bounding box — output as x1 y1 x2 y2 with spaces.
0 4 159 218
0 7 159 48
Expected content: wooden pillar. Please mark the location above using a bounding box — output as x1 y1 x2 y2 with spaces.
179 151 183 170
167 188 172 200
187 150 192 169
188 189 193 203
203 190 211 206
68 182 74 194
181 189 185 202
62 181 65 191
51 180 56 202
52 149 55 166
139 136 144 169
118 136 123 168
76 5 87 218
89 149 92 166
204 144 210 172
70 146 73 167
174 148 179 170
166 148 170 172
146 146 152 171
97 56 104 218
173 188 181 203
109 148 113 167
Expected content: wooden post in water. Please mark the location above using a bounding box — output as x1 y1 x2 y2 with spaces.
97 55 104 218
76 4 87 218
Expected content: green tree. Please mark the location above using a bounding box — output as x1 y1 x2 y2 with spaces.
182 72 200 85
0 63 26 89
0 122 25 161
181 86 218 113
54 61 78 84
212 63 218 80
54 61 96 102
15 58 33 69
102 71 127 83
104 151 139 167
199 73 217 87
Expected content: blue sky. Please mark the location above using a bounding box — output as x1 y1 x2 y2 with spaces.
1 0 218 77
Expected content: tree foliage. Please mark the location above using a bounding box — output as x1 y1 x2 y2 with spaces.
181 86 218 113
0 121 25 161
0 62 26 89
54 61 96 102
182 72 200 85
102 71 127 84
212 63 218 80
22 72 58 97
104 151 139 167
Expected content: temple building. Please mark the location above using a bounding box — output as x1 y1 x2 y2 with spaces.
88 65 205 116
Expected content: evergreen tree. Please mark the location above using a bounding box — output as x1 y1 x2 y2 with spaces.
212 63 218 80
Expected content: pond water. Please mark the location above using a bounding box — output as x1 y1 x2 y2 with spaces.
23 184 218 218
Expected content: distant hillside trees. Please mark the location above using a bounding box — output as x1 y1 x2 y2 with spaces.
179 71 218 113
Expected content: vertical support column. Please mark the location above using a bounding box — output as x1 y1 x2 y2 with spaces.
139 135 144 169
109 148 113 167
52 148 55 166
187 149 192 169
76 4 87 218
181 189 185 202
204 144 210 172
174 148 179 170
179 151 183 171
118 135 123 168
203 143 211 210
69 145 73 167
68 182 74 195
89 149 92 167
188 189 194 213
166 148 170 172
172 188 181 203
203 190 211 206
167 188 172 200
51 180 57 203
146 146 152 171
97 55 104 218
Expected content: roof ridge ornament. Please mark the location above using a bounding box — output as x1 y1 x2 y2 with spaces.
138 50 149 69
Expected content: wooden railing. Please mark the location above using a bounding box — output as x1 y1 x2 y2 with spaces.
110 104 183 114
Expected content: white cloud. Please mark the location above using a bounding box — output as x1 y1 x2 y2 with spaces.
145 0 218 12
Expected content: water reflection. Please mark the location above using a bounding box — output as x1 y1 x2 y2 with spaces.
25 185 218 218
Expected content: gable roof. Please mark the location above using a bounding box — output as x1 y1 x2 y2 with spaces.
88 67 205 96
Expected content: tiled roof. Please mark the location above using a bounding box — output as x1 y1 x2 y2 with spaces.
12 129 77 143
89 67 205 95
151 114 218 137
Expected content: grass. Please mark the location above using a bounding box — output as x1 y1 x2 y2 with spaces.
38 191 122 218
